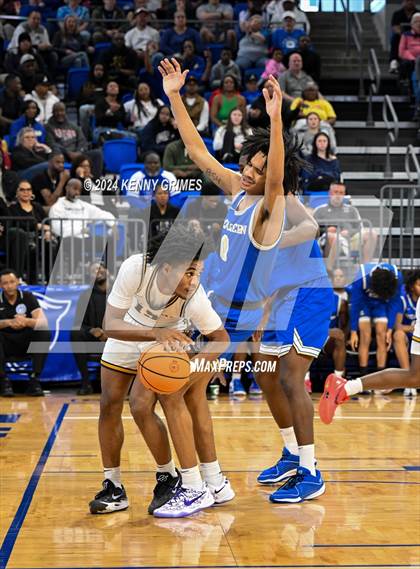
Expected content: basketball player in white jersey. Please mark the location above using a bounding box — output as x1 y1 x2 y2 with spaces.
89 226 233 518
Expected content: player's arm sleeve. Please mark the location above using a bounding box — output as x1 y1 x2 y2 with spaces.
107 256 143 310
186 286 223 335
349 278 364 332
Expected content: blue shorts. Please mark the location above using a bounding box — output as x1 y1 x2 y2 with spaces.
260 277 334 359
359 298 388 323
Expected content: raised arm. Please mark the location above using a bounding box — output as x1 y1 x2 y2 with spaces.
158 58 240 195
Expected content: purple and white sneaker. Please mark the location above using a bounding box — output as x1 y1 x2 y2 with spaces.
153 484 215 518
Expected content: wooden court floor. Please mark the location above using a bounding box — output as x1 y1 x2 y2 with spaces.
0 392 419 569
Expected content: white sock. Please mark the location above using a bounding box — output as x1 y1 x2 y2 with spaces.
280 426 299 455
180 465 203 490
104 466 122 488
304 371 310 380
335 370 345 377
200 460 224 487
157 459 177 478
232 372 241 381
345 378 363 396
298 444 316 476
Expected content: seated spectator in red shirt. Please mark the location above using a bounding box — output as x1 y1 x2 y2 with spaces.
389 0 417 73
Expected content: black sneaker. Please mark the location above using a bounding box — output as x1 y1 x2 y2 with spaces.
77 382 93 395
148 469 182 515
25 378 44 397
89 479 129 514
0 377 14 397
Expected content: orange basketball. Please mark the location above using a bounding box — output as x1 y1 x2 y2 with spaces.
138 343 191 394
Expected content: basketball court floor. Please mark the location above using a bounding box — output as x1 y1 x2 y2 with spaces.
0 392 419 569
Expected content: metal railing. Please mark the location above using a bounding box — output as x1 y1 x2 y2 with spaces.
382 95 400 178
405 145 420 183
366 48 381 126
378 185 419 269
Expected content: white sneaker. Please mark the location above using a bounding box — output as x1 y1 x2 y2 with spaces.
389 59 399 73
208 476 235 504
404 388 414 397
153 484 215 518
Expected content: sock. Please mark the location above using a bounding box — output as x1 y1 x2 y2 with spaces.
304 371 310 380
345 378 363 397
200 460 224 487
298 444 316 476
359 366 368 376
157 459 177 478
232 372 241 381
180 465 203 490
280 426 299 455
104 466 122 488
334 370 344 377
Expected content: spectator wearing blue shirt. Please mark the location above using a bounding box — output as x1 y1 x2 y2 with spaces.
180 39 211 83
57 0 90 40
271 11 305 54
160 11 202 57
349 263 404 376
10 100 46 150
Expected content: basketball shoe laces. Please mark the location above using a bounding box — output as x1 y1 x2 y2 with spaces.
154 473 179 498
280 472 305 490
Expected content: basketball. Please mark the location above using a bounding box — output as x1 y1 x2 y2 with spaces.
138 343 191 394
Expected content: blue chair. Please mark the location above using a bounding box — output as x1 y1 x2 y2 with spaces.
64 162 72 170
412 70 420 104
233 2 247 18
103 139 137 173
206 43 225 64
93 42 112 63
304 192 329 209
119 162 144 193
171 190 200 209
67 67 90 100
122 93 134 104
223 162 240 171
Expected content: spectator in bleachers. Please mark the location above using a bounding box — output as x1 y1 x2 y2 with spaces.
56 0 90 39
394 270 420 395
124 8 160 65
179 39 209 83
71 155 117 216
17 55 44 95
0 268 49 397
8 179 58 282
94 81 135 143
149 184 180 239
213 108 252 163
128 151 177 200
261 47 286 81
301 132 341 192
265 0 310 33
298 35 321 84
243 73 261 103
398 12 420 82
349 263 403 379
166 0 196 19
31 151 68 209
4 32 47 77
23 76 60 125
52 15 90 70
209 47 242 90
78 64 108 139
210 75 246 128
125 82 164 135
185 180 227 238
11 127 51 180
290 82 336 127
197 0 236 51
162 138 202 181
182 76 209 134
100 32 139 93
271 12 305 55
238 0 266 34
0 197 29 279
389 0 417 73
91 0 126 44
140 104 179 157
0 75 24 135
314 181 377 264
279 52 313 102
45 102 103 178
8 11 57 73
235 15 269 71
292 111 337 156
160 11 202 57
10 101 46 151
0 139 18 201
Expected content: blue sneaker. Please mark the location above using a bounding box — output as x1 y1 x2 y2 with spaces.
249 379 262 395
257 447 299 484
229 378 246 396
269 467 325 503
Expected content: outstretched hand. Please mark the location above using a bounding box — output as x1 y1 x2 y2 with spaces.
158 57 189 97
263 74 283 120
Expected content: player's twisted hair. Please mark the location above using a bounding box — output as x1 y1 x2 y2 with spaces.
147 224 213 266
370 268 398 301
240 128 307 195
405 269 420 292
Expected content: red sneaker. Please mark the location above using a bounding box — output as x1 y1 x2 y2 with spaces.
318 374 349 424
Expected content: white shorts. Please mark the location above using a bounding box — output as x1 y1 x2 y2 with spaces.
101 337 154 375
411 302 420 356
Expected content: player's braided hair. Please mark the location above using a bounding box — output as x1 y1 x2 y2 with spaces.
147 224 213 266
240 128 308 195
370 267 398 301
405 269 420 292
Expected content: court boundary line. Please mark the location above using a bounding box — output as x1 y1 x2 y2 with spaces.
9 563 418 568
64 416 420 421
0 403 69 569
